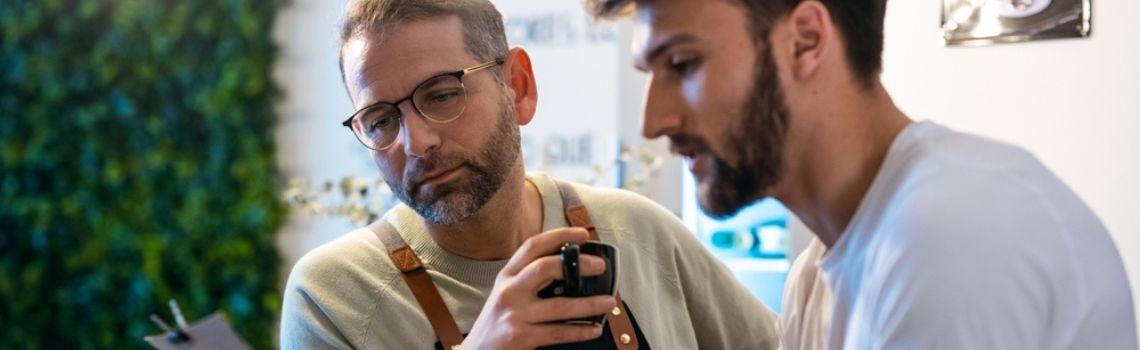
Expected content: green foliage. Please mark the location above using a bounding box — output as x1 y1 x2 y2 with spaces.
0 0 289 348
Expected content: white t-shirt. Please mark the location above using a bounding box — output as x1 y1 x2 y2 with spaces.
780 237 831 350
819 121 1136 350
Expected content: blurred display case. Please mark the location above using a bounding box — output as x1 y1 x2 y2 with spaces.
682 171 791 313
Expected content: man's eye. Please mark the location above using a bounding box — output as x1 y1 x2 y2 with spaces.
669 55 700 76
426 90 460 104
370 115 397 131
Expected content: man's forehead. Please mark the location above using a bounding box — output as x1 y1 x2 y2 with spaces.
342 17 469 102
631 25 679 70
629 1 713 66
630 0 755 65
353 18 464 69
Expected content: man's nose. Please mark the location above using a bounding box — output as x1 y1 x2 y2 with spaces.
397 102 441 158
641 78 684 140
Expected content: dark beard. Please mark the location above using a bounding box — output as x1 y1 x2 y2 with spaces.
697 46 789 219
388 101 521 225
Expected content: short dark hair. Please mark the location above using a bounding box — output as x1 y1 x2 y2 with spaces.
586 0 886 88
339 0 509 83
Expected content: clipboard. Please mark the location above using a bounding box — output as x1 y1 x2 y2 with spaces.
144 300 252 350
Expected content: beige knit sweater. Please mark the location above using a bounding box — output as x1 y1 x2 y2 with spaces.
280 173 779 349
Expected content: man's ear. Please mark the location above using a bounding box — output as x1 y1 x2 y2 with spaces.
502 46 538 126
777 1 834 83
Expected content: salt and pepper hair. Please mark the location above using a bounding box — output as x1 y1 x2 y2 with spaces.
338 0 509 83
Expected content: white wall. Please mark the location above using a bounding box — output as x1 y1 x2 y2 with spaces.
881 0 1140 335
272 0 365 269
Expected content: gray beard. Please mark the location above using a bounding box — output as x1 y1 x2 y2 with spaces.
391 102 521 225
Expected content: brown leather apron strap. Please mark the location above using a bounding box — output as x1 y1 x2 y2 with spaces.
369 220 464 349
555 180 641 350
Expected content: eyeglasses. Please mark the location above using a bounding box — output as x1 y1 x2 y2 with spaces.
342 58 505 151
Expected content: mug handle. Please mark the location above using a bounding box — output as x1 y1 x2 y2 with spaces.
560 242 581 294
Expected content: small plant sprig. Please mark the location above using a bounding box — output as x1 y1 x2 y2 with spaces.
284 145 665 226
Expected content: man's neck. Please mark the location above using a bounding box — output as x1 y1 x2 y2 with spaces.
421 166 545 261
776 84 911 248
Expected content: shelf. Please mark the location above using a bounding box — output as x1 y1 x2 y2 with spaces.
720 257 791 274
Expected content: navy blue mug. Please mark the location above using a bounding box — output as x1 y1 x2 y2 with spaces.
537 240 619 326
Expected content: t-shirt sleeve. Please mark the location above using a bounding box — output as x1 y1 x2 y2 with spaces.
779 238 831 350
280 253 356 350
858 224 1053 350
664 214 781 349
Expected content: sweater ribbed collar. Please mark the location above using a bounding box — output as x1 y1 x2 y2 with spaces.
383 172 570 288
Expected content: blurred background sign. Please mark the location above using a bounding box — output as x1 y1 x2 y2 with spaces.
496 0 623 186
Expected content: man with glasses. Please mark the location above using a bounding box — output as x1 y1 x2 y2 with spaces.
586 0 1136 349
279 0 779 349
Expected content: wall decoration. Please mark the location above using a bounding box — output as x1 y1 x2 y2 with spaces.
942 0 1091 45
